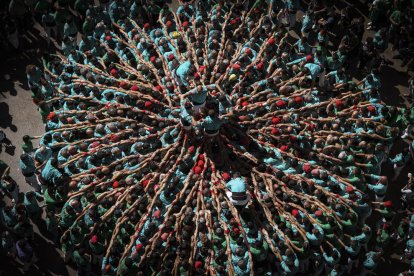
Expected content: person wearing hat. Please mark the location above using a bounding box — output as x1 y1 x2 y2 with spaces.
89 234 105 265
374 201 395 224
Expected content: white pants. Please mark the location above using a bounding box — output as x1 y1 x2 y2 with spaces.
226 191 251 206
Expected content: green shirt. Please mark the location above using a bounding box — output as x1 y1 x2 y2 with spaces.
22 141 34 153
72 250 89 267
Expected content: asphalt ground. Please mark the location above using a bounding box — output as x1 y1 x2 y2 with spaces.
0 0 413 275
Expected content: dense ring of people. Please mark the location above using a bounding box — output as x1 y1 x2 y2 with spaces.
1 0 414 275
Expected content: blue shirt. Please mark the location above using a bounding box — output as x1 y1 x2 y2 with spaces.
226 178 246 193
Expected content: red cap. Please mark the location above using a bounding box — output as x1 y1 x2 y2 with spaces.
195 261 203 269
244 48 252 55
346 186 354 193
271 128 279 135
315 210 323 217
110 68 118 76
368 105 376 112
303 163 312 173
47 112 57 120
222 172 231 181
384 200 393 207
233 228 240 235
194 166 202 174
144 23 150 29
142 179 150 188
131 85 139 91
188 146 195 153
294 96 303 104
230 19 237 25
105 35 111 41
112 181 119 188
136 243 143 251
119 81 127 88
306 55 313 62
150 56 156 63
168 54 175 61
90 235 98 244
91 141 100 148
233 63 241 70
272 117 281 125
110 134 119 142
182 21 189 27
144 101 153 109
256 61 264 70
153 209 161 219
335 99 343 107
161 232 169 241
279 145 288 152
166 21 173 28
241 101 248 107
276 100 286 108
292 209 299 217
268 37 275 45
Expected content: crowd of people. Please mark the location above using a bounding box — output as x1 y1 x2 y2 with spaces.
1 0 414 275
